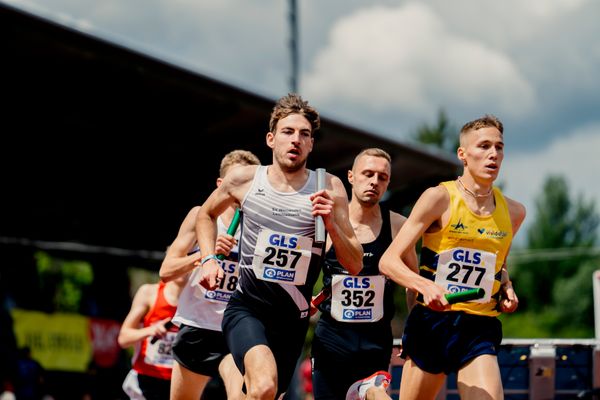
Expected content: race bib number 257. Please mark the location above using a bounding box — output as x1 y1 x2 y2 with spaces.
252 229 312 285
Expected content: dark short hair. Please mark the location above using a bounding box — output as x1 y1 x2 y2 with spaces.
268 93 320 135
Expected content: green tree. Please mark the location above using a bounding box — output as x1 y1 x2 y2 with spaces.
552 259 597 336
519 176 597 309
36 251 94 313
508 175 599 337
412 109 459 153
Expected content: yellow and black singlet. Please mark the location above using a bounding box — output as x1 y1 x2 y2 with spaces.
418 181 513 316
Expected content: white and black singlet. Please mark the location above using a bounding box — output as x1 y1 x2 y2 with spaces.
234 165 324 319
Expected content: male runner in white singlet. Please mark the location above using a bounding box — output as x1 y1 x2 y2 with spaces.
196 93 363 400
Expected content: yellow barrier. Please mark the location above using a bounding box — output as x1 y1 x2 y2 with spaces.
11 309 93 372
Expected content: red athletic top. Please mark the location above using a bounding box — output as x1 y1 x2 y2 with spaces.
133 281 178 379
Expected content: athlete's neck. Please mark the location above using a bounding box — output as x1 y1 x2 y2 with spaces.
349 200 381 225
456 176 497 215
266 164 309 192
457 175 493 199
349 201 383 242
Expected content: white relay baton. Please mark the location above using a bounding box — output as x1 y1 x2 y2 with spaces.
315 168 326 243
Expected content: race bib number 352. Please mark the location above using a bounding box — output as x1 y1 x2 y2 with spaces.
330 275 385 323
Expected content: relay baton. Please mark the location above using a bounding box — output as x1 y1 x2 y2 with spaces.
309 287 331 315
150 321 174 344
311 287 331 308
217 208 241 261
315 168 326 243
445 288 485 304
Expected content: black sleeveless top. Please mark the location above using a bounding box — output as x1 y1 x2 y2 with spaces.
318 204 396 325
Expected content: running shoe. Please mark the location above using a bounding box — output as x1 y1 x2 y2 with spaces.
345 370 391 400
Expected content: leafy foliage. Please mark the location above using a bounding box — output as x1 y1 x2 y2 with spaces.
507 175 599 337
412 109 459 153
35 251 94 312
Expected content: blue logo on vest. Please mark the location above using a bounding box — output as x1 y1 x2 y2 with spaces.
268 234 298 249
205 290 231 302
342 308 372 320
447 284 474 293
263 267 295 282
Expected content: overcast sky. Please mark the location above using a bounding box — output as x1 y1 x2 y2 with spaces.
7 0 600 246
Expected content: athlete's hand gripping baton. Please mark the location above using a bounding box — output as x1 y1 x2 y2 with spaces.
217 208 241 261
445 288 485 304
311 287 331 308
315 168 326 244
150 320 174 344
309 287 331 316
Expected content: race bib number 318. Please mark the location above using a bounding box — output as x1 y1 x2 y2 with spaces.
195 259 240 303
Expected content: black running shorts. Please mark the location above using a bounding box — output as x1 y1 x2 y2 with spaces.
222 295 309 397
171 324 228 377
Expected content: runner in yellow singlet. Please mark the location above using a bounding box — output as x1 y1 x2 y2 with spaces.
379 115 526 400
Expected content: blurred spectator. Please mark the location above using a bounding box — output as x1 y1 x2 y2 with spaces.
0 379 16 400
15 347 44 400
300 358 313 400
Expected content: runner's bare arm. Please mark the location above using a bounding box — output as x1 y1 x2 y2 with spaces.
118 284 169 348
498 197 526 313
159 207 202 282
312 173 363 275
391 211 419 310
380 186 450 311
196 165 256 290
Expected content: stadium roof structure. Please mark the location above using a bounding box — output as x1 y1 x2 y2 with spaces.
0 2 460 263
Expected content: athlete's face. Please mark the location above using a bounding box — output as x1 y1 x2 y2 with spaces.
458 127 504 181
348 155 391 206
267 114 314 172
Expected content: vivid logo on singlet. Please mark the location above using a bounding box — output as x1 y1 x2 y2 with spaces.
449 218 469 235
477 228 508 239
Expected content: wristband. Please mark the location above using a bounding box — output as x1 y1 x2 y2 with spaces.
200 254 219 266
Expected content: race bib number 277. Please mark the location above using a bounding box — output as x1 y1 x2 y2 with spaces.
434 247 497 303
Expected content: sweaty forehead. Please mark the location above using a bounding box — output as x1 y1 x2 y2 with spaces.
461 127 503 146
275 113 312 131
355 155 391 173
